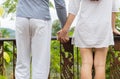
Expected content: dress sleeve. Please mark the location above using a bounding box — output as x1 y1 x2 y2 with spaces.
68 0 81 15
112 0 120 12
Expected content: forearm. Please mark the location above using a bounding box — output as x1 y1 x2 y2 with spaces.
112 12 116 30
62 0 80 31
62 13 76 32
57 13 75 42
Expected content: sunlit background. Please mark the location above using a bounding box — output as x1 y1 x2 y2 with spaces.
0 0 69 30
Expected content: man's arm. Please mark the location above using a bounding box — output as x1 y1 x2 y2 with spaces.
54 0 67 27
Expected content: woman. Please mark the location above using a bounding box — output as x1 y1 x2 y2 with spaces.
57 0 120 79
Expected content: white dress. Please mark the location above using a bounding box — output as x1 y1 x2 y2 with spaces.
69 0 120 48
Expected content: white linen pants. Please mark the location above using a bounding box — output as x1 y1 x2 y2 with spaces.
15 17 52 79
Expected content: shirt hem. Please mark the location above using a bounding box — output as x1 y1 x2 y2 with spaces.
16 15 51 20
72 43 114 48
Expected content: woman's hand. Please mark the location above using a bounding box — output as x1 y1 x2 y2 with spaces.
57 13 76 43
57 29 69 43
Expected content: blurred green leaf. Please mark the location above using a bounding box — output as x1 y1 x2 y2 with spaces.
4 52 10 63
49 1 54 8
0 75 7 79
0 6 4 17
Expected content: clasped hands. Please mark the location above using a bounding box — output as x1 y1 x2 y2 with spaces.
57 29 69 43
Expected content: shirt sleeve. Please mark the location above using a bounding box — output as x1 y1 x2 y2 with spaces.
68 0 81 15
112 0 120 12
54 0 67 27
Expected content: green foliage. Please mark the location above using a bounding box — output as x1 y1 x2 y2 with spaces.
0 28 10 38
4 42 13 63
3 0 18 14
116 13 120 31
3 41 14 79
50 40 60 77
52 19 75 36
0 6 4 17
49 1 54 8
106 50 111 79
0 28 15 38
0 28 14 78
0 75 6 79
4 52 10 63
68 27 74 36
0 28 13 64
52 20 61 36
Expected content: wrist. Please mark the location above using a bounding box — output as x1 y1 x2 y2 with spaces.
62 28 69 34
62 26 69 32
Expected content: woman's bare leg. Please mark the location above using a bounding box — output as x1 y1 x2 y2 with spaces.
80 48 93 79
94 48 108 79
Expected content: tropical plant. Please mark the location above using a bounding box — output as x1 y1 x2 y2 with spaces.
52 20 61 36
3 41 14 79
0 6 4 37
3 0 17 15
0 75 6 79
50 40 60 78
0 6 4 17
0 28 10 38
0 28 14 79
116 13 120 31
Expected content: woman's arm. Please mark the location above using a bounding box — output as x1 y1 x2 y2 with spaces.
112 0 120 35
62 13 75 33
57 13 75 43
112 12 120 35
57 0 81 42
112 12 116 30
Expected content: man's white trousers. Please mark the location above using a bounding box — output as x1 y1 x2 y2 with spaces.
15 17 52 79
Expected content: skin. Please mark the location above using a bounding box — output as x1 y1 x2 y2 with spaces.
57 13 109 79
112 12 120 35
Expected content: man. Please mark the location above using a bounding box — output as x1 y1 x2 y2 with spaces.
15 0 67 79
